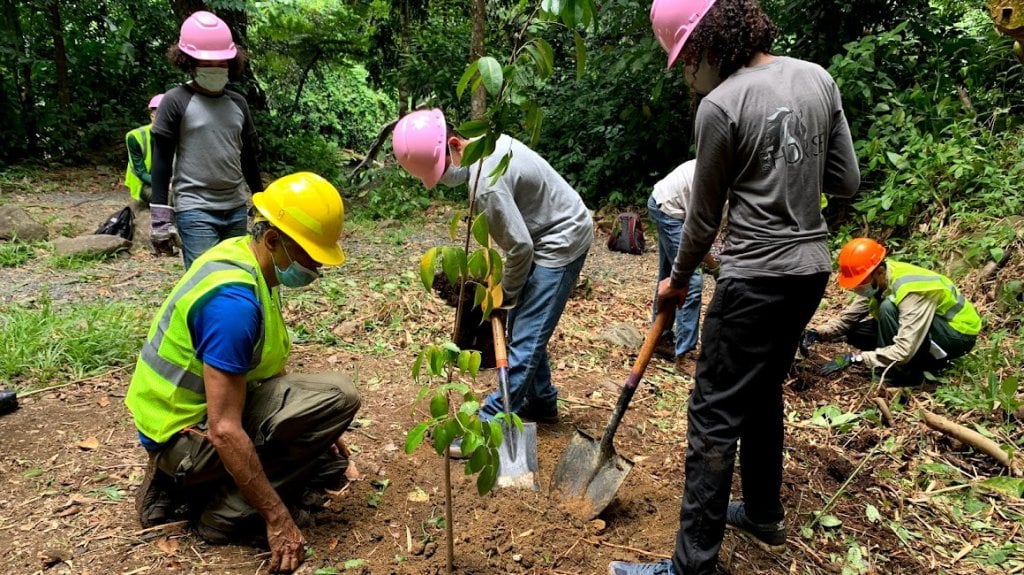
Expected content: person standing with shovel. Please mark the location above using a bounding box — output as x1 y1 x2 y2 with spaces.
609 0 860 573
392 110 593 454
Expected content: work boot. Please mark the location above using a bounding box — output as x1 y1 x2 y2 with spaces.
519 401 560 424
0 389 18 415
726 501 786 552
136 454 176 528
607 559 678 575
654 335 675 361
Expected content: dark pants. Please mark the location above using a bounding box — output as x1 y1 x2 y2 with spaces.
673 273 828 575
153 372 361 534
845 299 976 386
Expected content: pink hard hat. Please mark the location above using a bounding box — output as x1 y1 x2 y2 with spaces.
178 11 237 61
650 0 719 68
392 109 447 189
148 94 164 109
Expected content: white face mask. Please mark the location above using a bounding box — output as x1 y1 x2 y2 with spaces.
194 67 229 92
438 162 469 188
684 57 722 96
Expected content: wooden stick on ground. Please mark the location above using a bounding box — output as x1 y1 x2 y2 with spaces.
871 397 893 427
919 409 1012 469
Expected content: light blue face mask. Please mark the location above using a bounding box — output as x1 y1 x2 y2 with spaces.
438 161 469 188
273 240 319 288
852 283 878 299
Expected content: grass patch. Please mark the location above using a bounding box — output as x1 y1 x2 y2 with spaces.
0 241 39 267
49 251 118 270
0 297 148 391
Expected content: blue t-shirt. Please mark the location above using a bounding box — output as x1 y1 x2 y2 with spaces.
138 284 261 450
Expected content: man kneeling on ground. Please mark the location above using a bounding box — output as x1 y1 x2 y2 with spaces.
806 237 981 386
125 172 359 573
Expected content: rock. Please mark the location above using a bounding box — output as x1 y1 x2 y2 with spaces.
0 205 48 241
596 322 644 348
52 234 131 257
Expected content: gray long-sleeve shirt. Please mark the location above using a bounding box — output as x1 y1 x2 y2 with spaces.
470 135 594 305
671 56 860 287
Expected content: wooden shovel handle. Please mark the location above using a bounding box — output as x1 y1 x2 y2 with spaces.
491 314 509 369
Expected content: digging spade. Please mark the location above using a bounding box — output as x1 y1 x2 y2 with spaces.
492 314 540 490
549 308 672 519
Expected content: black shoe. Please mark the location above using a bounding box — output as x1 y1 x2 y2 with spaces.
654 335 676 361
136 454 176 528
726 501 786 552
519 402 559 424
0 389 18 415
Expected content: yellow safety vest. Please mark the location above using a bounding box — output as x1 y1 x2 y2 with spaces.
124 124 152 201
869 260 982 336
125 237 290 443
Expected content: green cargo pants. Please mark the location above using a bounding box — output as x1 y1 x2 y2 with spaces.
152 371 361 535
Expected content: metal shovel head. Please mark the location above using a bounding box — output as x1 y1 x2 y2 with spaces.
549 428 634 520
496 420 539 490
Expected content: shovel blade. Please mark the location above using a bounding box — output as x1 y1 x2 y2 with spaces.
496 421 539 491
549 429 634 520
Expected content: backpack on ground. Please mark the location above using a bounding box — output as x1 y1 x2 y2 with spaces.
95 206 135 241
607 211 645 255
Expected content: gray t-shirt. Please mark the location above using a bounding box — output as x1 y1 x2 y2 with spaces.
152 86 258 212
671 56 860 285
471 135 594 304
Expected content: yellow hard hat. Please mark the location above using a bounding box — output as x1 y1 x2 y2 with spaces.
252 172 346 266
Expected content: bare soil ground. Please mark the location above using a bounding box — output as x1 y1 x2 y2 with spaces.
0 167 1020 575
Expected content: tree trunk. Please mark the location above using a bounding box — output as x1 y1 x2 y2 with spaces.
397 0 411 116
2 0 37 155
49 0 70 108
469 0 487 120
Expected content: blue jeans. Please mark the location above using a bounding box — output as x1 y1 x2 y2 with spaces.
648 194 704 356
480 252 587 420
177 206 249 270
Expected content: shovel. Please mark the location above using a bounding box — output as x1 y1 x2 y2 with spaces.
492 314 540 490
550 308 672 519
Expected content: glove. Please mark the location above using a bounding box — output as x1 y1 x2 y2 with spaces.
819 352 862 376
150 204 178 256
798 329 819 358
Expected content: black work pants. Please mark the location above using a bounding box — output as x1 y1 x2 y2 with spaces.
672 273 828 575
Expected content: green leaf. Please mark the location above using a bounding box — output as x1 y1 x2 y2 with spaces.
471 213 490 247
456 60 479 99
477 461 498 495
474 283 487 309
448 210 464 242
989 247 1005 263
343 559 367 570
865 504 881 524
458 119 489 138
457 350 471 373
315 568 340 575
405 422 429 454
419 248 438 291
477 57 503 97
461 430 481 457
459 400 480 415
428 347 446 376
433 423 453 455
22 468 45 478
441 341 461 354
489 418 503 446
818 514 843 528
488 249 504 285
467 249 488 280
430 392 449 418
440 247 466 286
524 102 543 145
467 351 482 376
800 526 814 539
979 476 1024 498
885 151 909 170
487 152 512 187
412 351 424 380
468 441 489 472
525 39 554 79
573 31 587 81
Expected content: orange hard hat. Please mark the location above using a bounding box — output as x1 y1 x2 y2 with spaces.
837 238 886 288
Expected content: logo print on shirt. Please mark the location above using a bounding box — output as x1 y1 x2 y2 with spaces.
760 107 807 172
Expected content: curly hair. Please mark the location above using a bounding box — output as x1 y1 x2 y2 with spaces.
680 0 777 79
166 44 249 81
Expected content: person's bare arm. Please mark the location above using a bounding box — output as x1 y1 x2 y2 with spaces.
204 364 305 573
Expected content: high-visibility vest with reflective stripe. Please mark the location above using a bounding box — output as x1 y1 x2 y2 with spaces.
124 124 152 201
868 260 981 336
125 236 290 443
